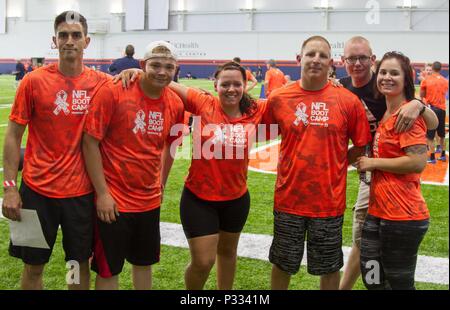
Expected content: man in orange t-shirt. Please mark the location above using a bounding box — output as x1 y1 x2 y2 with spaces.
420 61 449 162
418 64 432 83
2 11 109 290
264 36 371 290
232 57 258 92
264 59 287 97
83 41 184 290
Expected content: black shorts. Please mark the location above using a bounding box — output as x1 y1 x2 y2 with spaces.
9 181 94 265
180 186 250 239
91 207 161 278
426 106 446 139
269 211 344 276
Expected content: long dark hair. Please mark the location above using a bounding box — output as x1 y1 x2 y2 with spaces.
374 51 415 101
214 62 257 115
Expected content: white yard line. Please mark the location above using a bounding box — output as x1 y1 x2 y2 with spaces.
0 200 447 285
160 222 448 285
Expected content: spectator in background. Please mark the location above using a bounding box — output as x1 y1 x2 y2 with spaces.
264 59 287 97
173 65 181 82
232 57 258 92
328 64 337 79
421 61 449 163
109 44 140 75
13 60 26 89
256 65 263 82
371 60 380 74
284 75 295 86
26 62 34 74
418 64 433 83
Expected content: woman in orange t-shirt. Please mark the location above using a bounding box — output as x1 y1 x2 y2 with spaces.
168 62 267 290
355 52 429 290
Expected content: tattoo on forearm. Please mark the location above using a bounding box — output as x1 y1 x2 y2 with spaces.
405 144 427 155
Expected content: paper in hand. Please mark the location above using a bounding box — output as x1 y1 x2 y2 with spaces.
9 209 50 249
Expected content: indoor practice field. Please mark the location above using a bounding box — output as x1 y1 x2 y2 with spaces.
0 75 448 290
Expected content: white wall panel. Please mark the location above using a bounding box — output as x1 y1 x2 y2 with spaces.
0 0 447 63
412 11 450 31
185 14 247 32
0 0 6 34
329 11 412 31
254 12 324 32
125 0 145 30
184 0 247 12
148 0 169 30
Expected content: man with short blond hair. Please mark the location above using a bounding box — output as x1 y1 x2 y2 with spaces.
265 35 371 290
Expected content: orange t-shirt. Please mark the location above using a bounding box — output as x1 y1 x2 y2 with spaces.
263 81 371 217
420 73 449 110
265 68 286 97
10 63 110 198
84 77 184 212
369 114 429 221
185 88 267 201
246 70 256 82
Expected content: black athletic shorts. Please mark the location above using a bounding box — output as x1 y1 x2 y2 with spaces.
91 207 161 278
180 186 250 239
426 106 446 139
9 181 94 265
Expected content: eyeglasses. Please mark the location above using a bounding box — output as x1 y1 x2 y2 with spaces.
344 55 372 65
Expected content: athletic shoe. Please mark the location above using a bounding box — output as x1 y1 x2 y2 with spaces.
427 158 437 164
438 155 447 162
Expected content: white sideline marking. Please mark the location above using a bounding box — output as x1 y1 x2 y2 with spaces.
3 202 446 285
159 222 448 285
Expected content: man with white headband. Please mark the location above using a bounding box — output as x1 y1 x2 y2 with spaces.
82 40 184 290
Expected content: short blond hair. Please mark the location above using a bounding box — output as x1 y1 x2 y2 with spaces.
301 36 331 57
344 36 373 55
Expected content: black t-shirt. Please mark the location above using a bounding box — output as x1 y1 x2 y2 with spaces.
340 74 386 137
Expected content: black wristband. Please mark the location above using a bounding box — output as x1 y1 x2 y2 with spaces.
419 103 427 115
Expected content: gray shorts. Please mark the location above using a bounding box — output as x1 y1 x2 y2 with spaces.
269 211 344 276
352 181 370 248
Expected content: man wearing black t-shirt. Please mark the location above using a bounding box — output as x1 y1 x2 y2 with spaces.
338 36 438 290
